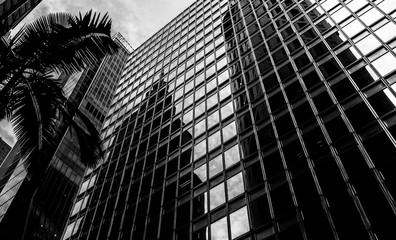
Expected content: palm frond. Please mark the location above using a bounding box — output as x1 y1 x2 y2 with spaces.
12 10 119 74
11 73 63 173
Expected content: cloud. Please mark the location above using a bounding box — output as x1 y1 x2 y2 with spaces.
13 0 196 47
0 120 16 147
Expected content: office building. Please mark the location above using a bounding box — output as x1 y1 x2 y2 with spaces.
0 137 10 164
65 0 396 239
0 33 131 239
0 0 42 36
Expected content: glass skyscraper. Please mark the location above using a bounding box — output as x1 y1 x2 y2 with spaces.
0 33 131 239
65 0 396 239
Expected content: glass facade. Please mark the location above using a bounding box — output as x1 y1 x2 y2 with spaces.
0 34 130 239
65 0 396 239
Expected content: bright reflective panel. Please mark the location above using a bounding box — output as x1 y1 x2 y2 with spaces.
207 111 220 129
230 207 250 239
208 131 221 151
346 0 367 12
224 145 240 168
372 52 396 76
194 140 206 160
331 7 350 24
378 0 396 14
360 7 382 26
222 121 237 142
211 216 228 240
227 173 244 200
195 119 206 137
343 20 365 38
194 163 207 182
375 22 396 43
355 35 381 55
210 183 225 210
221 101 234 120
195 101 206 118
219 85 232 101
208 154 223 178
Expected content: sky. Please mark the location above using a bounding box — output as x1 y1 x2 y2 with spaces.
0 0 196 146
17 0 196 47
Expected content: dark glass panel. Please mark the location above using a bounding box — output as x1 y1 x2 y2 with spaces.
287 38 302 53
293 101 315 126
257 124 276 148
330 77 356 102
323 115 350 142
262 72 278 91
294 53 311 71
367 90 395 116
273 48 288 65
269 91 287 111
312 90 334 112
345 102 376 130
350 67 376 89
250 195 272 228
285 79 304 101
292 172 335 239
275 112 295 137
278 63 294 82
253 102 270 124
245 161 265 191
309 41 328 60
319 58 341 78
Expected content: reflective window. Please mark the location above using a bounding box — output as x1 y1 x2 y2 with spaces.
211 216 228 239
342 20 365 38
221 101 234 120
224 145 240 168
227 173 244 200
372 52 396 76
194 163 207 183
355 34 381 55
194 140 206 160
209 155 223 178
195 119 206 137
210 183 225 210
207 111 220 129
195 101 206 117
208 131 221 151
375 22 396 43
230 207 250 239
222 121 237 142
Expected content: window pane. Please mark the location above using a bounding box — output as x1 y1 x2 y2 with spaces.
210 183 226 210
227 173 244 200
230 207 250 239
211 216 228 239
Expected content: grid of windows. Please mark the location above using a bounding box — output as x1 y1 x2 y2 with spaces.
66 0 396 240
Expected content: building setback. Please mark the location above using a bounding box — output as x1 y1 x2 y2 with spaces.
65 0 396 240
0 33 131 239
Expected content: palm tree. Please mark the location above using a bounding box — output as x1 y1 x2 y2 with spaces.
0 10 119 239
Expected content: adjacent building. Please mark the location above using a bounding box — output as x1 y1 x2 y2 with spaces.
0 33 131 239
0 137 10 164
64 0 396 239
0 0 42 36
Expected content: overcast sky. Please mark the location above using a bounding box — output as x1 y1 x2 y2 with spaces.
1 0 196 146
17 0 197 47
